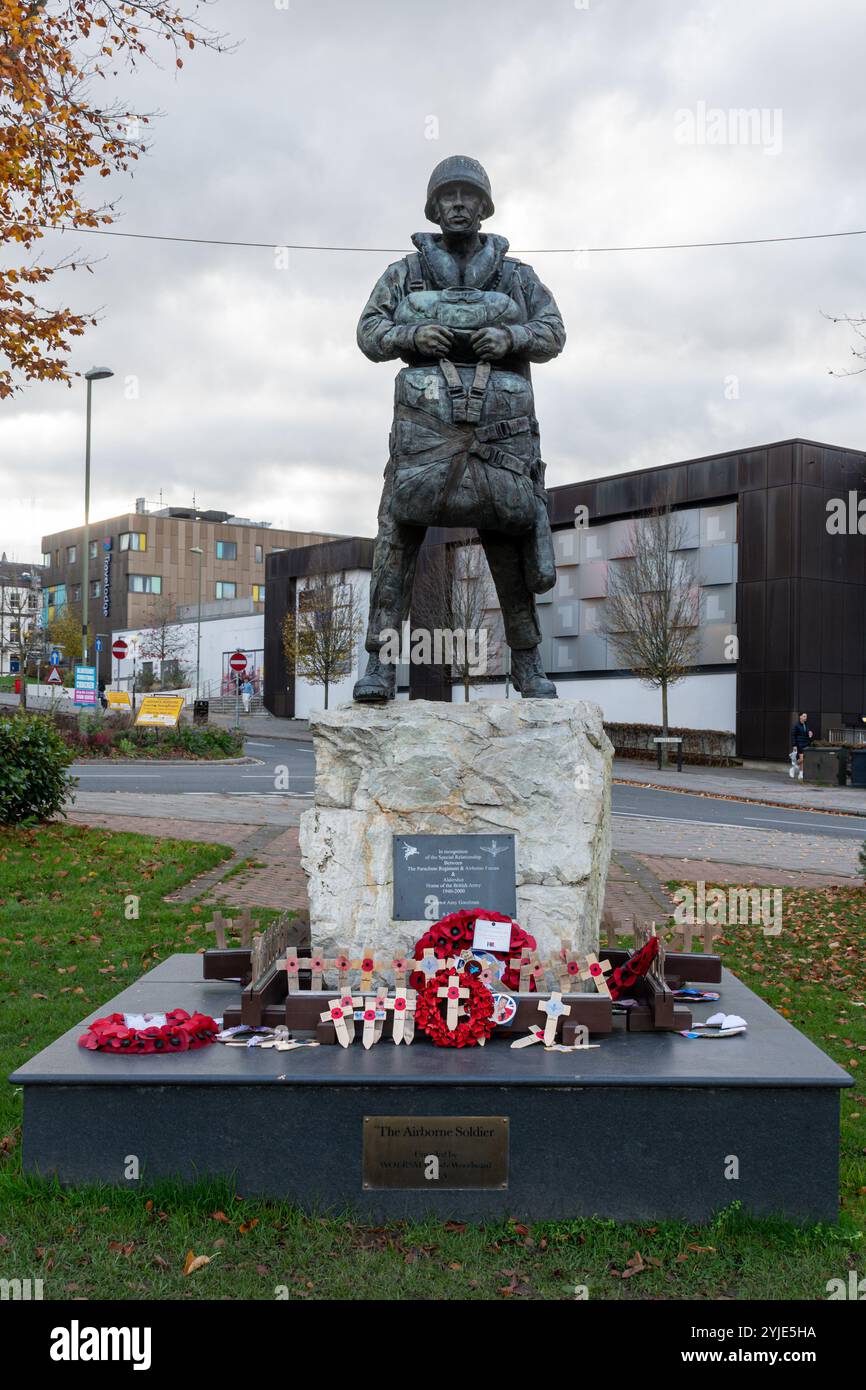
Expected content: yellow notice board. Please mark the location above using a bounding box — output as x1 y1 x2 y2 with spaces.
106 690 132 710
135 695 184 727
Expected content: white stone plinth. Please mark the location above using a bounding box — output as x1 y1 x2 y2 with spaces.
299 698 612 963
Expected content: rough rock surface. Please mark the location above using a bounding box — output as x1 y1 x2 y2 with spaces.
299 698 612 964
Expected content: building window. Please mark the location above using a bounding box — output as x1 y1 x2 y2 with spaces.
71 584 82 601
120 532 147 552
128 575 162 594
255 544 263 564
89 540 99 560
54 549 59 566
216 540 237 561
252 584 265 602
41 553 51 568
90 580 101 598
67 545 77 564
215 581 236 600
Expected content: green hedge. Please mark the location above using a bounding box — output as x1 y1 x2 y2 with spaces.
0 713 76 824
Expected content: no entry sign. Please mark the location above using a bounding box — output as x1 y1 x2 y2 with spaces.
229 651 247 673
112 638 128 660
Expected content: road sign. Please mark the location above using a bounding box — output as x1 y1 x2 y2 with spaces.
95 637 103 653
73 664 98 707
47 666 62 686
135 695 184 728
50 648 61 665
112 638 128 660
229 651 247 673
106 690 132 711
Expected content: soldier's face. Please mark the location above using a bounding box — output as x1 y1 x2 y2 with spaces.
435 184 485 234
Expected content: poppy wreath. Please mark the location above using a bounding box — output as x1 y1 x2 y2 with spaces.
410 909 537 992
607 936 659 1001
415 967 496 1048
78 1009 219 1054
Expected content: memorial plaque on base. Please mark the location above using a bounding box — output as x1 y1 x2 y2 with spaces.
363 1116 509 1190
392 834 517 920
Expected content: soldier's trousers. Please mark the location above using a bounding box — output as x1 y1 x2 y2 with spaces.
364 480 542 656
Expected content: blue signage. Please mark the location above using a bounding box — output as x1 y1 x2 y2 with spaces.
73 664 98 707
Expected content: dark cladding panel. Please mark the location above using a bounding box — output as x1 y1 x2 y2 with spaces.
821 585 843 673
737 709 764 759
549 481 596 527
821 673 842 712
797 581 821 672
639 464 689 510
688 453 736 500
822 448 845 494
797 672 820 711
842 583 865 676
763 710 791 760
766 486 793 579
738 671 765 710
796 443 823 488
767 442 793 488
595 472 642 517
798 486 824 580
738 490 767 582
765 580 792 670
843 674 864 717
737 581 765 672
738 449 768 491
764 670 795 710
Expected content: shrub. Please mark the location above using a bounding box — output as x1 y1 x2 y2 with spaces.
860 840 866 884
0 713 76 824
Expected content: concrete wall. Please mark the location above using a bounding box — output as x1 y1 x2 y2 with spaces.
450 670 737 731
110 613 264 699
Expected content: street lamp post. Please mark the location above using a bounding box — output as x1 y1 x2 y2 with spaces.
82 367 113 667
190 547 204 700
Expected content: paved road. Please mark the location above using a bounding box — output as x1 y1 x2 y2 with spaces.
67 737 866 843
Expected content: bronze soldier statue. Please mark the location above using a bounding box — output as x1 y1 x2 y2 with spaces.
353 155 566 701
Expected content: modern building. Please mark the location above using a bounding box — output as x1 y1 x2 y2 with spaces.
263 438 866 759
41 503 336 680
0 555 45 675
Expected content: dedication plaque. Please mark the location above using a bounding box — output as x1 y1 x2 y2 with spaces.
363 1116 509 1190
392 833 517 920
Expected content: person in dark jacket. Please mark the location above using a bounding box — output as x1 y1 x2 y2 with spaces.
790 712 813 779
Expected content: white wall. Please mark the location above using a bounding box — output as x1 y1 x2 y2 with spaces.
110 613 264 698
293 570 371 718
453 670 737 732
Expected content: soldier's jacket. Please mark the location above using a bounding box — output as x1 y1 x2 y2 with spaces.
357 233 566 541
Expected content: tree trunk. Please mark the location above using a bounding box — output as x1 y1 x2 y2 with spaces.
464 671 470 701
324 679 329 711
661 679 669 767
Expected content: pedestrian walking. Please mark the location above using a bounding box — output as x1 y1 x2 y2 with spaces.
98 679 108 713
790 712 813 780
241 677 253 715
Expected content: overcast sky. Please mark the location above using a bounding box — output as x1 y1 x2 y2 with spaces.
2 0 866 562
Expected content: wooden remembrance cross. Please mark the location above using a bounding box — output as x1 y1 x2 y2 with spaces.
437 972 469 1030
537 991 572 1045
320 994 363 1048
385 987 417 1044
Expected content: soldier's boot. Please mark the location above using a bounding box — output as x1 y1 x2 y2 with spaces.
353 652 397 702
511 645 557 699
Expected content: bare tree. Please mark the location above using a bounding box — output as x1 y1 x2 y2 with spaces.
282 574 362 710
410 541 502 700
138 594 191 688
603 508 700 759
823 310 866 377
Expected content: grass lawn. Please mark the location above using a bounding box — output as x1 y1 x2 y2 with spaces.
0 826 863 1301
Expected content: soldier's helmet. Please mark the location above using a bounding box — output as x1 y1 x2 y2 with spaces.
425 156 494 223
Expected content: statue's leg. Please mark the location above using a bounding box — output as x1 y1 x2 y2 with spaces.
478 529 557 699
354 502 425 701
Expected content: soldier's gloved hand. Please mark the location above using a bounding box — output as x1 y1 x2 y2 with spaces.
470 326 512 360
414 324 454 355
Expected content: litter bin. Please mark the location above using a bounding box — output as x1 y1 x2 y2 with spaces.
193 699 209 725
850 748 866 787
803 747 847 786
